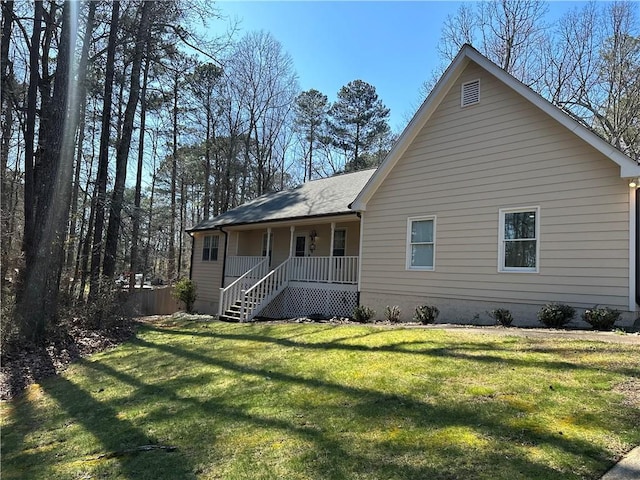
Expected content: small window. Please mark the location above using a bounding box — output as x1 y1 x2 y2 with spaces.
333 229 346 257
202 234 219 261
406 216 435 270
499 207 539 272
262 232 273 258
461 79 480 107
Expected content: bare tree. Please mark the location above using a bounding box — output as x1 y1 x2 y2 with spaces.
545 1 639 160
89 0 120 301
103 0 154 280
478 0 548 82
435 0 548 86
227 31 298 198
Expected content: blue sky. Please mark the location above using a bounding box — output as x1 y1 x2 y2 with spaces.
216 1 585 132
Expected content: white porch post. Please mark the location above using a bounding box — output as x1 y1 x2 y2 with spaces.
329 222 335 283
629 187 637 312
266 227 272 265
357 213 364 292
289 226 295 257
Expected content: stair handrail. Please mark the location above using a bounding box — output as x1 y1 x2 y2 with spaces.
240 257 291 321
218 257 269 316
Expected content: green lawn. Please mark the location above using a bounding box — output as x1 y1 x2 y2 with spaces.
2 318 639 480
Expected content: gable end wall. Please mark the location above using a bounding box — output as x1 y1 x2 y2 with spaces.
360 62 631 325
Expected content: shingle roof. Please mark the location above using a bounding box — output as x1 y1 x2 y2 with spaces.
188 169 375 232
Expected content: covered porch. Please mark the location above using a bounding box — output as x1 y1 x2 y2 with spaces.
220 217 361 321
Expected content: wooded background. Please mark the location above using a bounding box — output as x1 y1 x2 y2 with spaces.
1 0 638 342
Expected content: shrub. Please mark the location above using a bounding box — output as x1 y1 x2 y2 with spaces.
174 278 197 314
414 305 439 324
489 308 513 327
384 305 401 323
582 306 621 331
537 303 576 328
67 280 129 330
0 288 21 353
353 305 375 323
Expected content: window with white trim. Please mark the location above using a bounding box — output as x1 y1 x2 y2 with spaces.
499 207 539 272
202 234 219 261
406 216 435 270
333 229 346 256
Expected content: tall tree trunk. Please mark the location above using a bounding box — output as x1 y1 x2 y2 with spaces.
168 70 178 282
89 0 119 301
18 1 80 342
65 1 96 277
177 177 185 278
72 104 98 300
203 106 211 220
103 0 153 279
143 168 157 281
19 0 42 298
1 0 15 285
129 51 150 291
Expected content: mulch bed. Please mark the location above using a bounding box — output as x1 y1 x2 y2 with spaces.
0 320 136 401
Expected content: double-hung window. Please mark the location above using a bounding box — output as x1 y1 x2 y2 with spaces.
202 234 219 261
332 229 346 257
499 207 539 272
406 216 435 270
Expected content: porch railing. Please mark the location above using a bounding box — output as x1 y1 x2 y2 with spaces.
240 258 291 321
222 256 359 321
226 256 268 277
218 257 269 316
289 256 358 284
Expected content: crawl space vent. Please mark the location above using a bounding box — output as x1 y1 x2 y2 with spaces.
461 79 480 107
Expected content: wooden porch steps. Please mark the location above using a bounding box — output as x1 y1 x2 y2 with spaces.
219 299 262 322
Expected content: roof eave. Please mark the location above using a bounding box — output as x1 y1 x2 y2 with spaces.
186 210 360 233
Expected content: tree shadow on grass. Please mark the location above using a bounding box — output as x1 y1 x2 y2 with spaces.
15 373 196 480
109 334 620 478
6 323 633 479
140 323 639 376
1 383 43 478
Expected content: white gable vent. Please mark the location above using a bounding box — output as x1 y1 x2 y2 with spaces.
461 79 480 107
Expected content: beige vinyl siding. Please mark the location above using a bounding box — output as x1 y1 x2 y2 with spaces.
191 231 226 313
236 227 291 266
361 61 630 313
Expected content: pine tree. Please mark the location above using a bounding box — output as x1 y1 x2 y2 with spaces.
328 80 391 172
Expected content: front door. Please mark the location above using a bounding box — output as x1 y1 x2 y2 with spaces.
294 234 307 257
